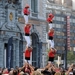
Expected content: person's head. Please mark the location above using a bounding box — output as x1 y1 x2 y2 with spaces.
32 71 42 75
28 46 33 50
13 69 18 75
25 24 31 27
48 13 54 18
49 48 56 53
34 67 38 71
9 70 13 75
54 72 61 75
50 28 54 32
23 73 29 75
50 48 54 51
19 71 24 75
25 4 29 8
18 67 22 72
2 68 9 74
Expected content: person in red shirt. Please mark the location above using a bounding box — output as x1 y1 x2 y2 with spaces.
24 47 33 64
23 4 30 24
48 28 54 48
47 13 54 30
48 48 56 63
24 24 32 47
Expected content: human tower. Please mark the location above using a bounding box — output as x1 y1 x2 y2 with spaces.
23 4 57 64
47 13 57 63
23 4 32 64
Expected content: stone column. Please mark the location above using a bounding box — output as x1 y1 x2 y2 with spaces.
0 40 4 67
15 39 19 67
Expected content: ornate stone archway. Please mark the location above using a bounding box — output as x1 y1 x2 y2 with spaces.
31 25 42 67
31 33 42 67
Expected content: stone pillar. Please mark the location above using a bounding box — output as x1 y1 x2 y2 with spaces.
13 40 16 68
0 40 4 67
15 40 19 67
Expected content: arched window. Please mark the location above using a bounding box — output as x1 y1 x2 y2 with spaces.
31 33 41 67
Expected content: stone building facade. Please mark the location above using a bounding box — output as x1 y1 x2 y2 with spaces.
0 0 23 68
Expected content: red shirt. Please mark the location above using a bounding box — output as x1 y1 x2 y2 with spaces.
48 31 54 37
24 25 31 34
23 8 30 15
3 71 9 74
24 49 32 58
47 13 54 23
48 50 56 57
18 73 20 75
47 17 52 23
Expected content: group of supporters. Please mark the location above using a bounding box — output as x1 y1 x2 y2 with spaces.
1 63 75 75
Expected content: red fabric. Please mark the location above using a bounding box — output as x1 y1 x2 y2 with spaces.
48 13 54 19
24 49 32 58
48 31 54 37
24 25 31 34
47 13 54 23
47 18 52 23
3 71 9 74
18 73 20 75
55 68 60 72
48 50 56 57
23 8 30 15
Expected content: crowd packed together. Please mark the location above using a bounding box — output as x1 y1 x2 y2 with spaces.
1 62 75 75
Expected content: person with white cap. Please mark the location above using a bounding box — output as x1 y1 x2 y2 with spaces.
23 4 30 24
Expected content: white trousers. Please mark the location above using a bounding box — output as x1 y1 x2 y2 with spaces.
24 36 31 47
49 23 53 29
48 40 54 48
24 15 28 24
24 59 31 64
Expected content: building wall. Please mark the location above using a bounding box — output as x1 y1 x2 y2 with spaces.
0 0 23 68
47 0 72 8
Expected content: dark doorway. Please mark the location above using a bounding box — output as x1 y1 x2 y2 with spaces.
31 33 41 67
6 37 13 68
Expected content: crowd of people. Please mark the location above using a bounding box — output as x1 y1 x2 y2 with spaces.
1 62 75 75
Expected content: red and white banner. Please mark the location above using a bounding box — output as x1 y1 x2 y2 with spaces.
66 16 70 50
